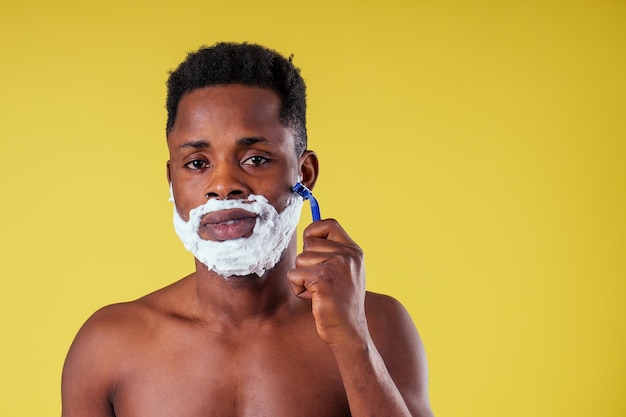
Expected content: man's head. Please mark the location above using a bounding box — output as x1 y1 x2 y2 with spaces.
165 43 319 278
166 42 307 156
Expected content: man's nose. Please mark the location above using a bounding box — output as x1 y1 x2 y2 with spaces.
204 162 248 200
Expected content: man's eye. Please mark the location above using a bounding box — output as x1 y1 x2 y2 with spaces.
185 160 208 170
242 156 270 166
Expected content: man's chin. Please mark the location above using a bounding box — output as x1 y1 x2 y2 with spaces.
176 193 302 279
207 266 269 282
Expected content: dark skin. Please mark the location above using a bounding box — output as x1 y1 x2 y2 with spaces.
62 85 434 417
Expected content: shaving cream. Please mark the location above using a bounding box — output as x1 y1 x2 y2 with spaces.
170 187 303 277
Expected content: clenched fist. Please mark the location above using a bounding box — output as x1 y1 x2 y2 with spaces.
287 219 369 349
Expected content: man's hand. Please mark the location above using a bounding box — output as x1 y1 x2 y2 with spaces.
287 219 434 417
287 219 369 349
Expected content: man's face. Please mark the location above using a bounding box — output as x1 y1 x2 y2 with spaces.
167 84 301 242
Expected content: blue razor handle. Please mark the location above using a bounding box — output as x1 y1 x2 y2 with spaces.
293 182 321 222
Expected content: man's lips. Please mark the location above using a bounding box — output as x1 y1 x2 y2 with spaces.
200 209 258 241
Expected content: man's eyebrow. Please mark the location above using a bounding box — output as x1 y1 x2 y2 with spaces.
238 137 268 146
179 140 210 150
178 137 269 150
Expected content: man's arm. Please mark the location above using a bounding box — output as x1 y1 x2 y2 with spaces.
287 219 434 417
62 308 120 417
340 293 434 417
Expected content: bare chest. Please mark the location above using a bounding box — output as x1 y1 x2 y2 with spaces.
112 325 350 417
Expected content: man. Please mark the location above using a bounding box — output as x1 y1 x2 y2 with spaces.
62 42 434 417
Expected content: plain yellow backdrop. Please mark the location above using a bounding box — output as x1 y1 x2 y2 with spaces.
1 0 624 416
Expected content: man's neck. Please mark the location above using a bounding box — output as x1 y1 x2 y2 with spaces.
190 241 302 328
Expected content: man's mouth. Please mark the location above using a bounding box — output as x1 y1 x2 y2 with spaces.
200 209 258 241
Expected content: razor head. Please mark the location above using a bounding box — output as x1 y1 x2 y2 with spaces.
293 182 313 200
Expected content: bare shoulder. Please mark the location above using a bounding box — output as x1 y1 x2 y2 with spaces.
61 302 146 416
68 280 179 345
64 277 191 365
61 278 191 417
365 292 421 341
62 298 160 381
68 297 158 352
364 291 434 417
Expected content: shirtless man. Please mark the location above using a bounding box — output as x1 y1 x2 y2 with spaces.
62 42 435 417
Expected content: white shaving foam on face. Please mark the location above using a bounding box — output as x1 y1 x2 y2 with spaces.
170 187 303 278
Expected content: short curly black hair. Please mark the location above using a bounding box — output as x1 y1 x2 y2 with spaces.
166 42 307 156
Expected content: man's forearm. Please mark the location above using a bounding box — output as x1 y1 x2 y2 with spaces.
333 338 430 417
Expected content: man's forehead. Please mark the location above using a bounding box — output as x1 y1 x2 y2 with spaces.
167 85 296 151
179 85 281 115
171 86 281 128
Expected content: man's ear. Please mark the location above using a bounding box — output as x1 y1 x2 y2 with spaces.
166 160 172 184
299 150 319 190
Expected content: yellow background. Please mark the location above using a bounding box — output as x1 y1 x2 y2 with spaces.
1 1 624 416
